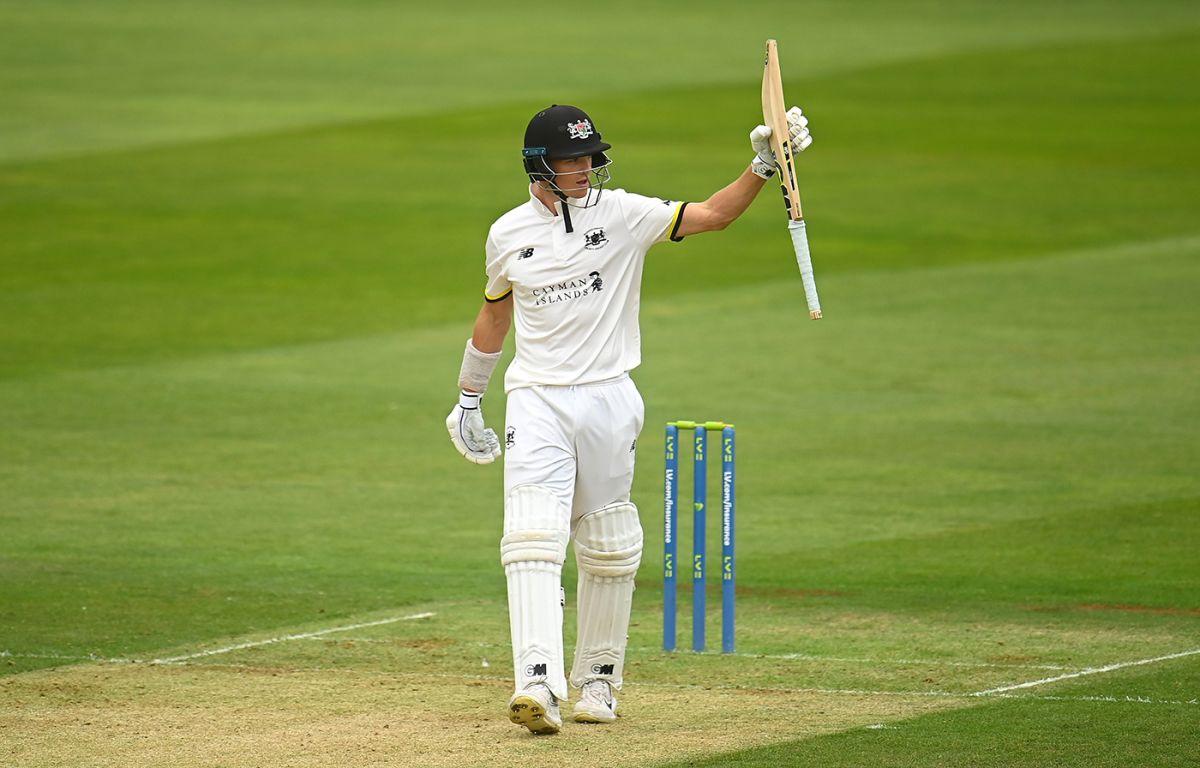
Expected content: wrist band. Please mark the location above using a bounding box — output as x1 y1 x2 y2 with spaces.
458 338 502 393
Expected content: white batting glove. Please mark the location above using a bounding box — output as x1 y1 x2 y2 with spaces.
750 106 813 179
446 391 502 465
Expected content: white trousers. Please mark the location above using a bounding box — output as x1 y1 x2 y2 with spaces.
503 374 645 698
504 374 644 517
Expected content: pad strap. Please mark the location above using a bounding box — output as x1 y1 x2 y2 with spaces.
574 502 643 577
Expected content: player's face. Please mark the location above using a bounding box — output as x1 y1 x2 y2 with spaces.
548 156 593 198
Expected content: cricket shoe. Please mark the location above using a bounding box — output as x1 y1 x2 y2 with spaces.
508 683 562 735
572 679 618 724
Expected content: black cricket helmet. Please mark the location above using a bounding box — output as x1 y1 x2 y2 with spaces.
521 104 612 186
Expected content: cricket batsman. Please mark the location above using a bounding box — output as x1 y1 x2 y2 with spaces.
446 103 812 734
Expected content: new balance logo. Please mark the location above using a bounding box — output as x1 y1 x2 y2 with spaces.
517 247 535 260
591 663 615 676
525 663 548 677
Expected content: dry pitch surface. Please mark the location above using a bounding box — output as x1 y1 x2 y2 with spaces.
5 600 1196 767
2 664 958 767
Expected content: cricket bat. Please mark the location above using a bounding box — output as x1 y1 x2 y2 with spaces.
762 38 822 320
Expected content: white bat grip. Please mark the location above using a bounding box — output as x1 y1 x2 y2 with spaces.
787 219 822 319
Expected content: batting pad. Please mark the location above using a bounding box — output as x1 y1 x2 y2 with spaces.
570 501 643 689
502 485 571 700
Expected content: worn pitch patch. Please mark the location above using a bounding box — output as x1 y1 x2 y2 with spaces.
1 663 958 767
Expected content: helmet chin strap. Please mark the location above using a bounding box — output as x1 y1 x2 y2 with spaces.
553 188 574 234
535 167 609 233
536 179 579 233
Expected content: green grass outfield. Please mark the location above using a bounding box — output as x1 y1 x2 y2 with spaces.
2 2 1198 765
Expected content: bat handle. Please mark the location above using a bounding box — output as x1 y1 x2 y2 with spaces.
787 219 822 319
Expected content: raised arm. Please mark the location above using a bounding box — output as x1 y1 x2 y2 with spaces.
674 107 812 239
673 168 768 238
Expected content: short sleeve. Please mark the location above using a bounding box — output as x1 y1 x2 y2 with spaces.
619 191 689 248
483 231 512 302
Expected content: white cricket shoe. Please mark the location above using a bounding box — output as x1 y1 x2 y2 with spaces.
508 683 562 735
572 679 618 724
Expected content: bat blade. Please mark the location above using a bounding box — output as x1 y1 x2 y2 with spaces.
762 38 822 319
762 39 802 221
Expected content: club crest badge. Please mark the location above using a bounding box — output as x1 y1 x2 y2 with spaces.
566 119 594 140
583 228 608 250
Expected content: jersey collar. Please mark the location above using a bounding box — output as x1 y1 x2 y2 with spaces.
527 185 561 220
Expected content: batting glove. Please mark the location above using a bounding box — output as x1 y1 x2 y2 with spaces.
750 106 813 179
446 391 502 465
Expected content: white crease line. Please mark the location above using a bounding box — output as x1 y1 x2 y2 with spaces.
159 662 960 698
298 637 398 644
724 651 1075 671
639 680 961 698
973 647 1200 696
1 652 136 663
461 642 1079 671
150 612 435 664
155 662 1200 707
987 692 1199 706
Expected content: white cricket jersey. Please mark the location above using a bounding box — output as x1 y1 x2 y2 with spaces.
484 187 687 392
